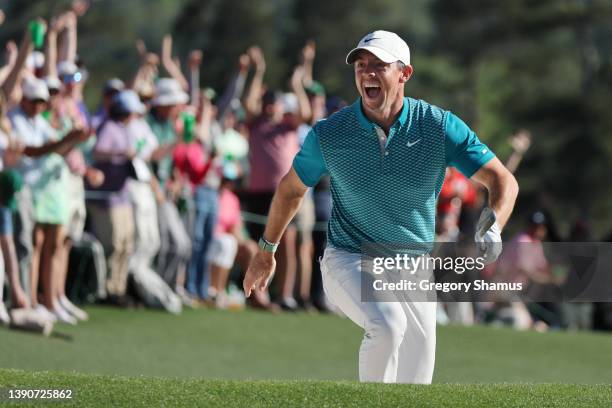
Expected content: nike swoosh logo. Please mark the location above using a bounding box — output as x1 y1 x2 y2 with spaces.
406 139 421 147
363 38 380 43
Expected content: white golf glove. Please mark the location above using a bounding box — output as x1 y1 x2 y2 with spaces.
474 207 502 265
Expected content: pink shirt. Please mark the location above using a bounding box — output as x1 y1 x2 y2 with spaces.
215 189 241 235
172 142 212 188
247 117 299 192
496 232 549 285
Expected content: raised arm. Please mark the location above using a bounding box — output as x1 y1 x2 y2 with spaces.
216 53 250 120
243 46 266 120
290 65 311 125
1 22 37 104
187 49 202 106
301 40 316 87
0 41 18 85
43 15 67 78
58 11 77 63
504 130 531 174
243 168 308 297
161 35 189 91
196 90 214 147
131 58 159 92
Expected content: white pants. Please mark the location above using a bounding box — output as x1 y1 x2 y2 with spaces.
321 246 437 384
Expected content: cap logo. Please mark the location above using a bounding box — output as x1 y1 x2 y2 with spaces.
363 37 380 43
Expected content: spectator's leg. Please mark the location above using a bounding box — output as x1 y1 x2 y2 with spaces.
186 196 206 298
40 224 65 310
298 238 313 303
156 202 171 281
112 205 134 297
275 225 297 306
79 232 108 300
158 202 191 288
198 188 218 299
1 230 29 308
29 225 45 307
209 234 238 294
87 205 117 296
55 237 71 300
312 189 331 310
14 187 34 302
296 194 315 306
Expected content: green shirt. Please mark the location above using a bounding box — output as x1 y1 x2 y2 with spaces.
146 113 176 185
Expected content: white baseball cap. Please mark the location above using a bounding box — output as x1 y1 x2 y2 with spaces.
22 78 49 102
112 90 146 115
152 78 189 107
346 30 411 66
57 61 78 77
44 76 62 92
26 51 45 70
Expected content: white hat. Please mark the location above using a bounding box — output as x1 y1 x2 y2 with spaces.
281 92 298 114
44 76 62 92
26 51 45 70
345 30 410 66
57 61 78 77
152 78 189 107
112 90 146 115
22 78 49 101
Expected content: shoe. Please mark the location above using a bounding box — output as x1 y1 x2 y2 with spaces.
35 304 58 323
0 302 10 326
9 308 54 336
298 299 318 313
52 305 77 325
247 293 282 313
277 296 299 312
59 296 89 321
312 298 332 314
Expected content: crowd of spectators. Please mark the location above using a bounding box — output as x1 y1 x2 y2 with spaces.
1 3 610 336
0 4 345 335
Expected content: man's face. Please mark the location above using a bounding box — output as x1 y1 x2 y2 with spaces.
262 98 284 122
22 99 47 117
353 51 412 113
156 104 177 120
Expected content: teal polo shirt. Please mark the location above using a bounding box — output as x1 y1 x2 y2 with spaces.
292 97 495 254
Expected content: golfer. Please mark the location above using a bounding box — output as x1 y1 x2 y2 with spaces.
243 30 518 384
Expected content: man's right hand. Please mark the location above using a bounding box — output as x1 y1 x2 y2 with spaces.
243 251 276 298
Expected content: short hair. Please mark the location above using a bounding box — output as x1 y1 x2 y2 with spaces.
396 61 406 71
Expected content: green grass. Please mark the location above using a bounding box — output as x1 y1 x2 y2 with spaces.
1 369 612 407
1 306 612 383
1 307 612 406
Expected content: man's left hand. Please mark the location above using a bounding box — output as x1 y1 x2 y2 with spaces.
475 207 502 264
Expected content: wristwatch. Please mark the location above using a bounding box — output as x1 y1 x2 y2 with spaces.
258 237 279 253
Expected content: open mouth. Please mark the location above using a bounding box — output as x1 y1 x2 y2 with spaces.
364 84 381 99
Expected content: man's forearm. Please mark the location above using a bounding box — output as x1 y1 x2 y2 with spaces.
487 170 518 230
24 137 72 157
262 170 308 243
244 70 264 118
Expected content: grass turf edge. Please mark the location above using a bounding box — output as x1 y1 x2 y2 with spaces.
1 368 612 408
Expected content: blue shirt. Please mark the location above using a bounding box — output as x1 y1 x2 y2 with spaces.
292 97 494 254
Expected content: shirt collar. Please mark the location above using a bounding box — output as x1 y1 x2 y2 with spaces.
353 97 409 131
